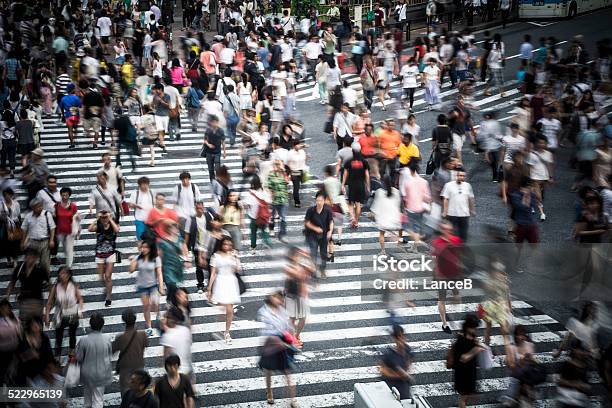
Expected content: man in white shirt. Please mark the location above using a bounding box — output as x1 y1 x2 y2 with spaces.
128 176 155 242
537 107 561 151
163 82 182 141
501 123 526 166
37 175 61 215
160 309 193 377
341 81 357 109
526 135 554 221
96 11 113 53
280 37 293 63
303 36 322 81
22 198 56 276
270 136 289 164
333 103 357 151
441 169 475 241
171 172 201 222
219 45 236 66
215 68 236 100
99 152 124 195
400 59 419 111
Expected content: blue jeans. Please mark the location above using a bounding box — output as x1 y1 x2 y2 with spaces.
226 113 239 146
270 204 288 238
306 234 328 273
404 211 425 236
364 89 374 109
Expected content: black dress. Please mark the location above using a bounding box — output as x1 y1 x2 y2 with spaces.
452 334 478 395
343 158 370 203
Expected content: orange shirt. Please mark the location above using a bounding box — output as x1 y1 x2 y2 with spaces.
378 129 401 159
358 134 378 157
146 207 179 240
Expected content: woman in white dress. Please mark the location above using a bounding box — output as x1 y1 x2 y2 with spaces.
237 72 254 111
207 236 242 344
371 175 402 255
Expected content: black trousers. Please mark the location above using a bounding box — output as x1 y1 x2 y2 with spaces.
193 249 206 288
448 216 470 242
55 317 78 353
291 173 302 205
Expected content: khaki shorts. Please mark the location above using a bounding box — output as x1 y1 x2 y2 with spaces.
95 253 116 264
155 115 169 132
452 133 465 153
82 117 101 133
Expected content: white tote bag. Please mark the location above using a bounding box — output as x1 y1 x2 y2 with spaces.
311 83 320 99
477 344 494 370
64 362 80 388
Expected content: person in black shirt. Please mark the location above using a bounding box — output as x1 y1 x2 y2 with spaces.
431 114 452 169
342 146 370 228
448 314 485 408
120 369 159 408
82 82 105 149
5 248 48 323
380 325 414 399
154 354 196 408
304 191 333 279
113 109 138 172
202 115 227 182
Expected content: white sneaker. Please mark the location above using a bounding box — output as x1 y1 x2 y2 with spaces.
540 213 546 221
250 248 256 255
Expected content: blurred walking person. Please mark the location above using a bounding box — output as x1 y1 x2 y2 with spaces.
44 266 83 357
113 308 148 396
284 247 314 348
257 291 297 405
371 175 402 255
75 313 113 408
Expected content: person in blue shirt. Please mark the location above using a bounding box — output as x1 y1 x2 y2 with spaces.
59 83 81 149
185 82 204 132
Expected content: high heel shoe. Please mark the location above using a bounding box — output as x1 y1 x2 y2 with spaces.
327 253 334 263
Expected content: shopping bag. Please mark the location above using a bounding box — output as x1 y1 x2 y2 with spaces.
477 344 494 370
311 83 320 99
65 362 80 388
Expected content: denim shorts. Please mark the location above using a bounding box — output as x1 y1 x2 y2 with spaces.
135 285 158 296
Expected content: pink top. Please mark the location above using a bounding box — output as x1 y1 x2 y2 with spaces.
170 66 185 85
400 173 431 213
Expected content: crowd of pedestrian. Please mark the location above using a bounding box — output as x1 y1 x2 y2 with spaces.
0 0 610 407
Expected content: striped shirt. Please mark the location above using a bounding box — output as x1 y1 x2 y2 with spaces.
55 74 72 96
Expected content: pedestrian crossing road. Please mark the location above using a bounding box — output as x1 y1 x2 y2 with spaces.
2 111 607 407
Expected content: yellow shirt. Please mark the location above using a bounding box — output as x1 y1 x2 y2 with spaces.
121 63 133 86
398 143 420 165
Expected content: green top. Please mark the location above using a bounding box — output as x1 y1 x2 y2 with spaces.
159 237 184 285
267 171 289 205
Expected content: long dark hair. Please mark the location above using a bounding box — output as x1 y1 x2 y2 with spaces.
223 189 241 209
138 240 158 261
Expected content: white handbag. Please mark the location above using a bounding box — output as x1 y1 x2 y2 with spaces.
477 344 494 370
65 362 80 388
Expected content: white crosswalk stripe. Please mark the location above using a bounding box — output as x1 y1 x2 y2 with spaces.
2 107 603 408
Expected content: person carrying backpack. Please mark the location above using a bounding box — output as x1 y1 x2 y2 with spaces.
243 175 272 255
